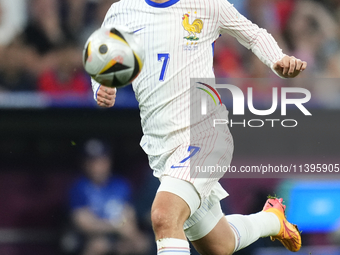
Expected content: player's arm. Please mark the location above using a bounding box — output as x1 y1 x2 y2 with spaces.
90 3 122 107
91 79 117 108
72 207 119 234
217 0 307 78
72 205 138 236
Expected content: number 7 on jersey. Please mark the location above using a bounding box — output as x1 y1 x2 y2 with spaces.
158 53 170 81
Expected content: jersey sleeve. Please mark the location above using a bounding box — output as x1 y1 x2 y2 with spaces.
101 4 119 29
91 79 101 101
90 3 116 101
90 3 129 101
217 0 285 76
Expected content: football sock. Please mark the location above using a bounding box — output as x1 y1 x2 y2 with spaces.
226 211 280 252
156 238 190 255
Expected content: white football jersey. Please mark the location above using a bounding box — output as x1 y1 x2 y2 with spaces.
92 0 284 156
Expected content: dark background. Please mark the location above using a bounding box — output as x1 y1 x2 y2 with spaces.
0 108 339 255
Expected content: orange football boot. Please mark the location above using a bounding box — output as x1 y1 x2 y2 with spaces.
263 197 301 252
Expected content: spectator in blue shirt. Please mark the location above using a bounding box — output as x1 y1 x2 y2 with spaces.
69 139 150 255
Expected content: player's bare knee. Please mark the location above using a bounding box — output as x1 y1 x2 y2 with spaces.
151 207 175 233
219 246 234 255
213 239 235 255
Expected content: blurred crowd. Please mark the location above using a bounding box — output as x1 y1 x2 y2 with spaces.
0 0 115 93
0 0 340 94
216 0 340 79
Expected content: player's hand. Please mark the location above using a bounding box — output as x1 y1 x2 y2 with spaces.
96 85 116 108
273 56 307 78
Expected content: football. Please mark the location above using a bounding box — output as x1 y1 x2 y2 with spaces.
83 26 144 88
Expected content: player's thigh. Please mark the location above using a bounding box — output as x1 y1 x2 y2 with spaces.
152 176 203 239
191 217 235 255
151 190 191 222
186 203 235 255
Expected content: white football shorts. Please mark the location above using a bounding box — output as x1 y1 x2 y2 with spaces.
150 106 234 240
157 176 225 241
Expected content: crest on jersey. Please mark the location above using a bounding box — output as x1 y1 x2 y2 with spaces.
182 13 203 41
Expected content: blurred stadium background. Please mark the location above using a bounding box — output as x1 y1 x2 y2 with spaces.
0 0 340 254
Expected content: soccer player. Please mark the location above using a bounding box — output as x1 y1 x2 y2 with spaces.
91 0 307 254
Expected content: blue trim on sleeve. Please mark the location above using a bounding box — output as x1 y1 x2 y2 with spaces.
145 0 180 8
95 85 101 101
212 42 215 56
